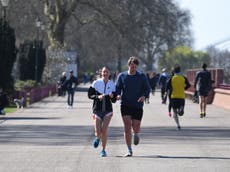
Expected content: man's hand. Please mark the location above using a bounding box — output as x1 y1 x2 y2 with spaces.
137 96 145 102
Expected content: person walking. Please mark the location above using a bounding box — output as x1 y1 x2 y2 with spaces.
65 70 78 108
145 72 151 104
60 72 67 96
194 63 212 118
166 65 190 130
158 68 169 104
88 67 116 157
115 56 150 157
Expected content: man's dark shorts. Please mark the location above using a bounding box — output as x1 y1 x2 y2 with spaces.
171 98 185 109
121 105 143 121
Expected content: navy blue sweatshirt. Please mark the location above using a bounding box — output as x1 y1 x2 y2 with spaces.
115 71 150 109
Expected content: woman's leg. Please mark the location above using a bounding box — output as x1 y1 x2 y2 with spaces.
94 117 102 138
101 114 113 150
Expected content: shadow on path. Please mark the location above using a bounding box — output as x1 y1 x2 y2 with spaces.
130 155 230 160
0 125 229 146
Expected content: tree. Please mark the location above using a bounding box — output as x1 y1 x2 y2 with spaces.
17 40 46 82
135 0 192 70
44 0 81 48
7 0 193 75
207 46 230 84
159 46 210 73
0 19 17 91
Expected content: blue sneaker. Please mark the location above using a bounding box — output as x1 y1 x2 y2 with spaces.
100 150 107 157
93 137 100 148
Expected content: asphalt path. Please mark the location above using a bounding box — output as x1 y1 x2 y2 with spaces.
0 84 230 172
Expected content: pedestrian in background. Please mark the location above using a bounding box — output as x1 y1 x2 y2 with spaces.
158 68 169 104
64 70 78 108
194 63 212 118
145 72 151 104
115 56 150 157
88 67 116 157
60 72 67 96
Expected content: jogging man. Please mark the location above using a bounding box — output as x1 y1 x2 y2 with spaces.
115 56 150 156
166 65 190 130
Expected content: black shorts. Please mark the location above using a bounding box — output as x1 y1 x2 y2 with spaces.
171 98 185 109
120 105 143 121
198 90 209 97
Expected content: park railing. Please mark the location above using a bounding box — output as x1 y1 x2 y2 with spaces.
186 68 230 110
14 84 57 107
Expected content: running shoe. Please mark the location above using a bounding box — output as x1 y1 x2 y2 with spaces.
200 113 204 118
100 150 107 157
177 126 181 130
93 137 100 148
203 113 206 117
124 151 133 157
133 133 140 145
168 112 172 117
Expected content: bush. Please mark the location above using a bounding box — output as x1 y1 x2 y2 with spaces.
14 80 36 91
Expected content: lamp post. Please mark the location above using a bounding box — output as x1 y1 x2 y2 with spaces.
35 17 41 82
1 0 9 20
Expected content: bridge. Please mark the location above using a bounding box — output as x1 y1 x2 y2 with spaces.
203 37 230 50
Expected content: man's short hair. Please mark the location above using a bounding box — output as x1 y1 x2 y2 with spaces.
127 56 139 66
202 63 207 69
174 64 181 73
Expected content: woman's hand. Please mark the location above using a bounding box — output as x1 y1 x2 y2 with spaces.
109 93 114 98
98 94 105 101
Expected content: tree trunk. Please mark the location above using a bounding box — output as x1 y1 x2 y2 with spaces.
47 21 66 48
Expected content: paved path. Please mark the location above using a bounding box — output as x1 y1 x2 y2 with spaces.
0 84 230 172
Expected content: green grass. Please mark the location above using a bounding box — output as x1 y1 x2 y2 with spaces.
4 106 17 113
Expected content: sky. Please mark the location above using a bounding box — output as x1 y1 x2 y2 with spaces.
177 0 230 50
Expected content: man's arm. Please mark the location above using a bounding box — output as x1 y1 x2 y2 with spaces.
184 76 191 90
115 73 123 96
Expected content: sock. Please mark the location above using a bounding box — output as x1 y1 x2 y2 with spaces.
128 146 132 152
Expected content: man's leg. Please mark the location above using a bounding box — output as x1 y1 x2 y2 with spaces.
70 91 74 106
132 119 141 145
161 89 164 102
67 91 71 106
173 108 180 130
122 115 132 155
